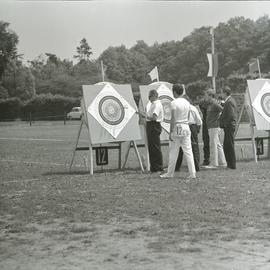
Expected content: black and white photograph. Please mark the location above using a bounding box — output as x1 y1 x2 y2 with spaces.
1 0 270 269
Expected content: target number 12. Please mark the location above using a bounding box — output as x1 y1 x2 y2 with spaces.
96 147 109 166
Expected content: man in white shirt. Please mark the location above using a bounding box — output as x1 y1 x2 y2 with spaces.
145 89 164 172
175 95 202 172
160 84 196 179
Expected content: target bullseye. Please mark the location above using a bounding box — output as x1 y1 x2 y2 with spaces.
99 96 125 125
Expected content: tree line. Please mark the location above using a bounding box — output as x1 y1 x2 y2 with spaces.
0 16 270 119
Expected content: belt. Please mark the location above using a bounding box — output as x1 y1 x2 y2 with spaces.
175 121 189 125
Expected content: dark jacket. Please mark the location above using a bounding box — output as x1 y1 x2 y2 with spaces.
219 96 237 128
206 99 223 128
199 98 210 123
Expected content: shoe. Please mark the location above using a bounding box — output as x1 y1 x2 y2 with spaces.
202 161 210 166
204 165 217 169
150 169 164 174
219 164 227 168
160 173 173 178
187 175 196 179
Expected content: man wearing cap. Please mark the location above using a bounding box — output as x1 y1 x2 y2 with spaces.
205 89 226 168
160 84 196 179
219 86 237 169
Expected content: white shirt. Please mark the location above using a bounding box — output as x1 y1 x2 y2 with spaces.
170 97 190 123
146 100 164 122
189 105 202 126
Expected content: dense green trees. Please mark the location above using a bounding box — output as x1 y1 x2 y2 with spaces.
0 21 18 80
1 15 270 107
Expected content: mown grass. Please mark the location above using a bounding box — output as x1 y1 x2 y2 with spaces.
1 121 270 269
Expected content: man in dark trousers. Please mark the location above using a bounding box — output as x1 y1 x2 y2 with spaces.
219 86 238 169
145 89 164 172
199 93 210 165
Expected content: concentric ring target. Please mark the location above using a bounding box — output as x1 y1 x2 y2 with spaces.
99 96 125 125
159 95 173 123
261 93 270 117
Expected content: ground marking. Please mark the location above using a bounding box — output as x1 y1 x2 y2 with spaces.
0 137 66 142
0 159 84 168
1 178 40 184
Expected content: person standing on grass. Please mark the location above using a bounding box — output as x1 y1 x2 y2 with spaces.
160 84 196 179
205 89 226 169
175 95 202 172
219 86 237 169
143 89 164 173
199 93 211 166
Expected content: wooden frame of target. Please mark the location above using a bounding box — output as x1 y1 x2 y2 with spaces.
69 82 144 175
247 79 270 131
247 79 270 160
234 79 270 162
139 82 174 171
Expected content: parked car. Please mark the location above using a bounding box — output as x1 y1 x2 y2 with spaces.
67 107 82 120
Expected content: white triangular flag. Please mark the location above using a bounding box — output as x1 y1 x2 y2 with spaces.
148 66 159 82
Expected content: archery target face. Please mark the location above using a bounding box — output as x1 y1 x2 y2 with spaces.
252 81 270 123
156 84 174 133
159 95 173 124
261 93 270 117
88 83 136 138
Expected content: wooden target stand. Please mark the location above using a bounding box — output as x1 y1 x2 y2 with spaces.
234 91 258 162
69 111 144 175
234 86 270 162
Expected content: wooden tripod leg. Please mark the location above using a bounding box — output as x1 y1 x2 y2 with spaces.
122 142 131 169
250 124 258 163
118 142 122 170
132 140 145 172
268 131 270 159
89 144 94 175
69 119 83 172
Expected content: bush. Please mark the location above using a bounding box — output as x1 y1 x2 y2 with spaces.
0 98 23 121
21 94 80 121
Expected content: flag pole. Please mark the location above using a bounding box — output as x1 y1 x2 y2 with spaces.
101 60 105 82
210 27 216 92
156 66 159 82
257 58 262 78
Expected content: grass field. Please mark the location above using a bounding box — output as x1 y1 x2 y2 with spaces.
1 121 270 269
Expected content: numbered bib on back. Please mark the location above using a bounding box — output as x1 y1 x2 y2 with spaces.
175 123 190 137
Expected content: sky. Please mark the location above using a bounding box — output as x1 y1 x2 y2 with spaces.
1 1 270 63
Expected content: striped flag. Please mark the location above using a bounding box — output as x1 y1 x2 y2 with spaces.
148 66 159 82
207 53 218 77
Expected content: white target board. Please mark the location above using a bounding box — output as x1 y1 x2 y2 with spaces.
82 83 141 144
139 82 173 140
247 79 270 130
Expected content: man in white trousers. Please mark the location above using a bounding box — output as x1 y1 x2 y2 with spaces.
160 84 196 179
204 89 226 168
